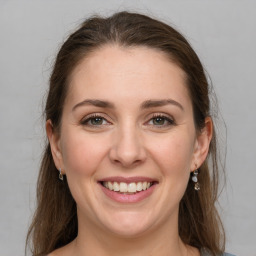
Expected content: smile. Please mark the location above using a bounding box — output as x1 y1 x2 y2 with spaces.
102 181 153 194
99 177 158 203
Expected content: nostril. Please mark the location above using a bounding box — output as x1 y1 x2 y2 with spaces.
111 158 142 168
108 139 147 167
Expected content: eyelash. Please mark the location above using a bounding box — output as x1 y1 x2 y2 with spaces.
80 113 175 128
80 114 110 127
147 114 175 128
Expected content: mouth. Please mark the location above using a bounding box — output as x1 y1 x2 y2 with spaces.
98 177 158 203
100 181 155 194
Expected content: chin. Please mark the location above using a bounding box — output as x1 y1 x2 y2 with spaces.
99 210 154 238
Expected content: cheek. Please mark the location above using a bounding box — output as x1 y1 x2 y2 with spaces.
147 132 195 177
60 130 109 177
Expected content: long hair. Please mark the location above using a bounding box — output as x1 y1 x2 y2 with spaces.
26 11 225 256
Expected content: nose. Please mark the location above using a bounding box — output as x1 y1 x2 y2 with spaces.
109 125 147 168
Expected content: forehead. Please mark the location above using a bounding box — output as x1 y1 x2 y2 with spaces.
67 45 191 107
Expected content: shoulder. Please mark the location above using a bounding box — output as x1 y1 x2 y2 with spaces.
222 253 236 256
47 248 67 256
47 246 67 256
47 240 75 256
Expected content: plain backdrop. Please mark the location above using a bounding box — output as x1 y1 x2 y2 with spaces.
0 1 255 255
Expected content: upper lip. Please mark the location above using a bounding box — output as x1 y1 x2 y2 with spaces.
99 176 158 183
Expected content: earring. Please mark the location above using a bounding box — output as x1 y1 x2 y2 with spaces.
59 168 64 181
192 169 200 191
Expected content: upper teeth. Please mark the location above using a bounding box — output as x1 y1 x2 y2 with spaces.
103 181 152 193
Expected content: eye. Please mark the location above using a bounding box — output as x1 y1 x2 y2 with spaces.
147 114 175 127
81 114 110 127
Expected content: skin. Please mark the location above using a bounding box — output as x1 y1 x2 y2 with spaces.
47 45 212 256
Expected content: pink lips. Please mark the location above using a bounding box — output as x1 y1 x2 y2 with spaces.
98 176 158 203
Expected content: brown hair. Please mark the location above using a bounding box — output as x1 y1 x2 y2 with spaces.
26 11 225 256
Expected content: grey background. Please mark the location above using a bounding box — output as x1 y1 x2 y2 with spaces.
0 1 255 255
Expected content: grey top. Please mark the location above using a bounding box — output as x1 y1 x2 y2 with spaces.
200 248 236 256
201 253 235 256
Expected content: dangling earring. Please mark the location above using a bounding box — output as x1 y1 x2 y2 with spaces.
192 169 200 191
59 168 64 181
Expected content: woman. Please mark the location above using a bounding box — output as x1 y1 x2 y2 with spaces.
26 11 235 256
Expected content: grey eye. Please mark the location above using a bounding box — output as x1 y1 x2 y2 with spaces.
147 115 175 127
152 117 166 125
90 117 104 125
81 116 108 126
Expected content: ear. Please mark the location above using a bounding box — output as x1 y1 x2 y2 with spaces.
46 119 65 174
191 117 213 171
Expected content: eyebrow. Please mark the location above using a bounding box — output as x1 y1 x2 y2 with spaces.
72 98 184 111
72 99 114 111
141 99 184 111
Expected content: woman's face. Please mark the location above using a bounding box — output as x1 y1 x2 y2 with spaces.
48 45 210 237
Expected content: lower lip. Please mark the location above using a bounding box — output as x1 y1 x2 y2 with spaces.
99 183 157 203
